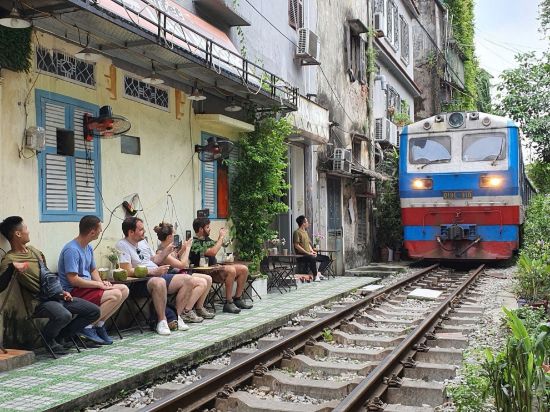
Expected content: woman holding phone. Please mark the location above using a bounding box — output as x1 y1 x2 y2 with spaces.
154 222 215 319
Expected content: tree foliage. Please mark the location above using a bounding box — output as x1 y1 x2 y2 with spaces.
495 51 550 162
527 161 550 193
540 0 550 39
230 115 292 268
443 0 479 110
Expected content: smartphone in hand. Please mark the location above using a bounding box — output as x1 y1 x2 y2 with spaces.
185 230 192 240
173 234 182 249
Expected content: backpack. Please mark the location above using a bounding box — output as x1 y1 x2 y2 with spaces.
31 250 64 301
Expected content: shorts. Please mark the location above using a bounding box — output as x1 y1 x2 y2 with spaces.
133 273 177 297
70 287 105 306
207 267 228 283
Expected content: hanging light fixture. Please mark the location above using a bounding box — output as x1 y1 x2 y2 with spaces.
142 60 164 85
75 34 101 61
187 82 206 101
0 2 31 29
224 97 242 112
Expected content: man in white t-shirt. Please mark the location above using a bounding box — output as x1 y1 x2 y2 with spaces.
116 217 205 335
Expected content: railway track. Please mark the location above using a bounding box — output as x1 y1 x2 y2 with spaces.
140 264 485 412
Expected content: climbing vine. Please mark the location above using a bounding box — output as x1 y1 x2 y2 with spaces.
442 0 479 111
0 26 32 72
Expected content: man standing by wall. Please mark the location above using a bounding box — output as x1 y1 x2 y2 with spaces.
58 216 129 345
293 215 330 282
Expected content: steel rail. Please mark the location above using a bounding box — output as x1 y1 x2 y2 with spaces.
333 264 485 411
140 264 439 412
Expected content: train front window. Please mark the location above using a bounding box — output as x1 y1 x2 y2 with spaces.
409 136 451 164
463 133 507 162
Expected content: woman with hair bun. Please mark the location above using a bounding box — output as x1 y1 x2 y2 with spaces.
154 222 215 320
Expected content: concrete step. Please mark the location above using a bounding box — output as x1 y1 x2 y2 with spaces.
415 347 463 364
403 361 457 382
253 370 361 400
304 342 392 361
333 331 403 348
197 363 224 378
216 391 339 411
280 354 376 376
386 378 445 406
0 349 35 372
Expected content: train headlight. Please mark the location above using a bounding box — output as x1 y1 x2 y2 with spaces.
448 112 465 128
480 175 503 188
412 178 433 190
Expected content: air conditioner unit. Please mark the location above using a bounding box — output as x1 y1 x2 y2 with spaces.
296 28 321 65
386 118 398 146
375 118 399 147
374 13 385 37
333 148 352 173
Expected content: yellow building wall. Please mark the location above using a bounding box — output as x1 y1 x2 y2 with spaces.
0 31 244 270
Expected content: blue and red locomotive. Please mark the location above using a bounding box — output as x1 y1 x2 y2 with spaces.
399 112 534 260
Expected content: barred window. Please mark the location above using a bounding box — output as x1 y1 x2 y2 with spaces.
36 47 95 86
386 0 399 50
123 75 169 110
373 0 385 13
357 197 368 244
400 16 410 64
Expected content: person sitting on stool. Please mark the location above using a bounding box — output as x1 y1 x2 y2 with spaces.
293 215 330 282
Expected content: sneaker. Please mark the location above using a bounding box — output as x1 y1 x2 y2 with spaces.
195 307 216 319
168 320 178 331
94 326 113 345
223 301 241 314
46 340 68 355
79 327 108 345
181 310 203 323
314 275 321 282
156 319 172 335
177 316 190 331
233 297 253 310
316 272 326 280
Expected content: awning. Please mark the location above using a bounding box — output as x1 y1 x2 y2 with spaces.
287 97 330 145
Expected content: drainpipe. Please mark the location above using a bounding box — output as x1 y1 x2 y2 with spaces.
367 0 376 260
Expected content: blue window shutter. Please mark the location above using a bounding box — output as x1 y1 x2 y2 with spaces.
36 90 101 222
201 133 217 218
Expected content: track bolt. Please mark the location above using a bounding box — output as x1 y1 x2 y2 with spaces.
216 384 235 399
366 397 387 411
383 374 403 387
401 356 417 368
413 342 430 352
305 337 317 346
425 332 436 340
341 319 350 326
282 349 296 359
253 363 268 376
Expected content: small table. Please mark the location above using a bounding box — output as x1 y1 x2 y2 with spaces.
265 254 299 293
111 277 150 335
316 249 337 278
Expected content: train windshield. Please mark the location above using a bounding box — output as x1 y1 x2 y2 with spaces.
463 133 507 162
409 136 451 164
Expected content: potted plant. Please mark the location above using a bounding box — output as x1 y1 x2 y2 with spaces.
313 232 325 250
106 247 121 271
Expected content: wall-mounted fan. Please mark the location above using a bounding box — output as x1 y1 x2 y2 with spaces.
195 136 234 162
84 105 131 141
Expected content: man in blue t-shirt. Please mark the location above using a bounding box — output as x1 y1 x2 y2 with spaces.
58 216 129 345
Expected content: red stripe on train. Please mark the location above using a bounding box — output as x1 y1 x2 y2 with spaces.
404 240 518 260
401 206 520 226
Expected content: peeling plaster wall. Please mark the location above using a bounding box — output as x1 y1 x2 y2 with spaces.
316 1 372 272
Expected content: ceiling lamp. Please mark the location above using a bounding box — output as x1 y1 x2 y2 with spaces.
225 97 242 112
188 82 206 101
75 33 100 61
142 60 164 85
0 4 31 29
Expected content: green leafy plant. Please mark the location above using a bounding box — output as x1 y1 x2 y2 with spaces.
229 115 292 269
0 26 32 72
521 194 550 260
447 353 490 412
483 308 550 412
106 246 121 269
514 254 550 302
321 328 333 343
392 100 412 127
513 306 548 336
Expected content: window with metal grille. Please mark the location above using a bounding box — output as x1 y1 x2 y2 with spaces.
288 0 304 29
35 90 102 222
400 16 409 64
327 177 342 231
36 47 95 87
201 133 238 219
357 197 368 244
346 24 367 84
386 86 400 120
123 75 169 110
386 0 399 50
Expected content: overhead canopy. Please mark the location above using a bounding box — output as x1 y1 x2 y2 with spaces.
3 0 297 111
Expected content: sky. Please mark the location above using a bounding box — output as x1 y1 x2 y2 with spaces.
474 0 547 81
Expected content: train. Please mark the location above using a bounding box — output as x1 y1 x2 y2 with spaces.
399 111 535 261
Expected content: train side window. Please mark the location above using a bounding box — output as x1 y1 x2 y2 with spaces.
409 136 451 164
463 133 506 162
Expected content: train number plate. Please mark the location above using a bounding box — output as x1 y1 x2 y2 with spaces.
443 191 473 199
